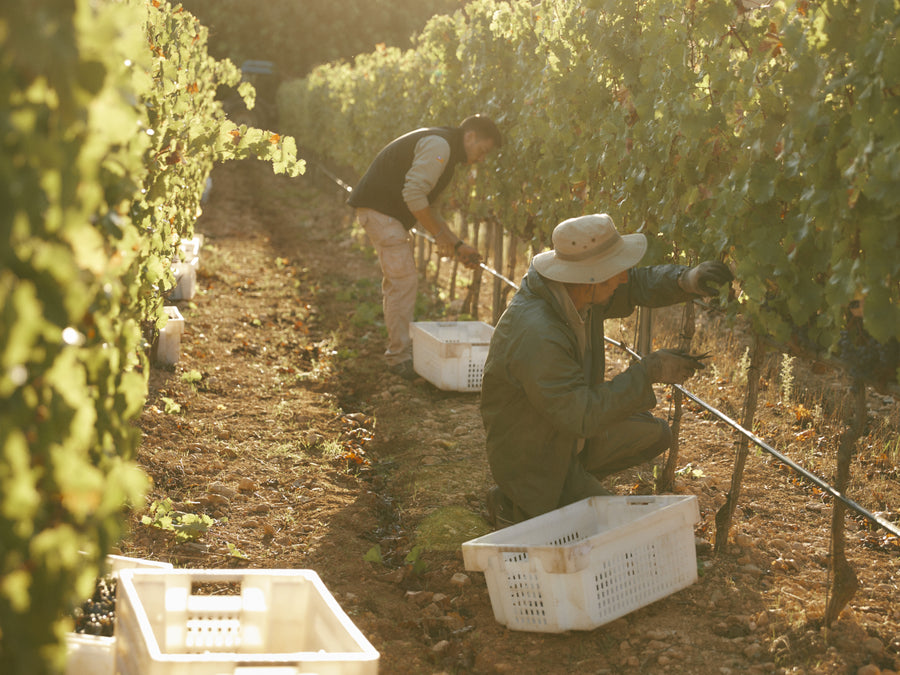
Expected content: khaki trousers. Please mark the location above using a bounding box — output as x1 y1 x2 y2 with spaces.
356 208 417 365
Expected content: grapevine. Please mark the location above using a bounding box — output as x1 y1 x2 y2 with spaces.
278 0 899 356
837 325 900 388
1 0 302 672
178 0 464 79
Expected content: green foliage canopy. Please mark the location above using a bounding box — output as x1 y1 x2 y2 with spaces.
1 0 302 671
278 0 899 352
179 0 467 78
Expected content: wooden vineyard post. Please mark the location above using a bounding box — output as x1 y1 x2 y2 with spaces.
463 221 484 319
636 307 653 357
416 234 427 279
491 219 505 324
502 231 519 305
449 215 468 303
824 377 865 625
478 219 493 317
449 257 459 302
471 221 484 320
714 333 765 554
432 239 442 286
657 301 696 493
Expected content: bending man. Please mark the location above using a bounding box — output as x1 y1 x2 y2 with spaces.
348 115 502 379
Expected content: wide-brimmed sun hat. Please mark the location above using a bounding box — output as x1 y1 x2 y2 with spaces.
532 213 647 284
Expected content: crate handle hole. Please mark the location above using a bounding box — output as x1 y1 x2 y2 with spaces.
191 581 242 596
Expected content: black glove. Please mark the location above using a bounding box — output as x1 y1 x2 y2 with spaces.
679 261 734 296
642 349 705 385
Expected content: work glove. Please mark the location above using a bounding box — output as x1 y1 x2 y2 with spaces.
679 261 734 296
642 349 705 385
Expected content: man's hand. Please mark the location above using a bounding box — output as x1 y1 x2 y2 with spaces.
642 349 704 385
456 242 481 270
679 261 734 296
435 235 458 259
411 207 461 258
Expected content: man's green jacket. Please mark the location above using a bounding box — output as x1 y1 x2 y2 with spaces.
480 263 694 516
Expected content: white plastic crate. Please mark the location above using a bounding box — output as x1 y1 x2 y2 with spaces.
179 235 203 259
410 321 494 391
114 568 380 675
66 555 172 675
462 495 700 633
170 259 198 301
155 306 185 366
67 632 116 675
171 236 202 300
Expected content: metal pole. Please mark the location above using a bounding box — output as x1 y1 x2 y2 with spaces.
636 307 653 356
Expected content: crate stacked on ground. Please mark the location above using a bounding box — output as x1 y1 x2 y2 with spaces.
171 235 203 301
410 321 494 392
155 305 185 366
462 495 701 633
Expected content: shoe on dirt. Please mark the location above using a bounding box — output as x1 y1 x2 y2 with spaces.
485 486 528 529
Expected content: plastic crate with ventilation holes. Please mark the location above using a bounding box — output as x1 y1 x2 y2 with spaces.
154 306 184 366
462 495 700 633
66 555 173 675
114 568 379 675
171 236 203 301
410 321 494 391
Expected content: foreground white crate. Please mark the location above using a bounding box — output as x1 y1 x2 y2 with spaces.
155 306 184 366
67 632 115 675
115 568 380 675
66 555 172 675
410 321 494 391
462 495 700 633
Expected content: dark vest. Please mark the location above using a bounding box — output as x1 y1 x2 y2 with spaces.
348 127 465 228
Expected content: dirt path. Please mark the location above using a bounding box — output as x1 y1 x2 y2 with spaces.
120 160 900 675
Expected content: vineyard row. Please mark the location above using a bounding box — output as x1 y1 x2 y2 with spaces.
1 0 302 672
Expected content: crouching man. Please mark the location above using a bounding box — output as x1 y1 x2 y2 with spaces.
480 214 732 527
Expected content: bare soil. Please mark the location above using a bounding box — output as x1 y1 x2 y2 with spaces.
118 160 900 675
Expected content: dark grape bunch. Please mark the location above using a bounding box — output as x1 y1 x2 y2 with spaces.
73 576 116 637
837 329 899 385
